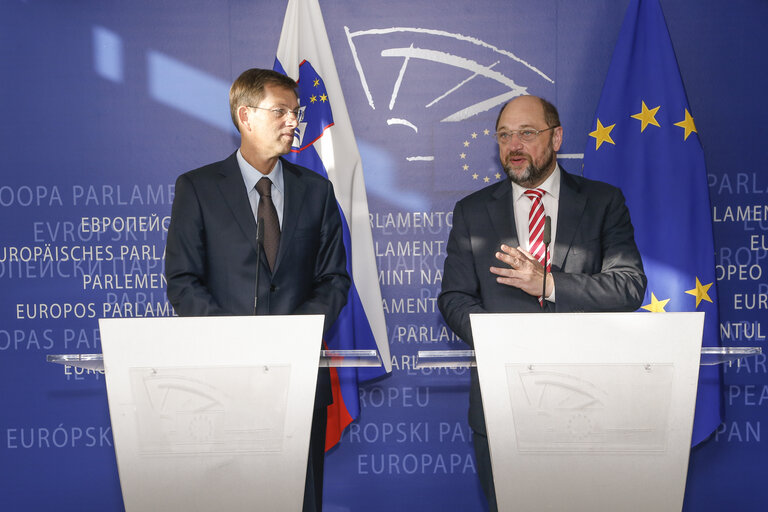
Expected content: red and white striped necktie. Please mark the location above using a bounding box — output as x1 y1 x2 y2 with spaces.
524 188 551 304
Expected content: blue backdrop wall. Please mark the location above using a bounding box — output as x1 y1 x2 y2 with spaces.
1 1 766 510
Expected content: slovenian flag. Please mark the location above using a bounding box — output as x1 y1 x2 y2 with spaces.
274 0 391 450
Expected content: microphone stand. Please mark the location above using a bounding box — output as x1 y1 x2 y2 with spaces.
542 216 551 307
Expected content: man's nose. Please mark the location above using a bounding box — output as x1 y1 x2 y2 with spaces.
508 135 524 151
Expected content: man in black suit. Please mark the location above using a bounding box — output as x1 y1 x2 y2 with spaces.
438 95 646 511
165 68 350 512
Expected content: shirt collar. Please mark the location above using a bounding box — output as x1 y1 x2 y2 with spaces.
511 162 561 202
236 149 284 194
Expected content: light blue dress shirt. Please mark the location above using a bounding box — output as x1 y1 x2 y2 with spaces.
237 149 285 228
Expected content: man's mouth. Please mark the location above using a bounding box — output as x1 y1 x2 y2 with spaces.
506 153 529 166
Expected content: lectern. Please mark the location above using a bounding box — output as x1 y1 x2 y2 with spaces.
49 316 381 512
416 312 761 512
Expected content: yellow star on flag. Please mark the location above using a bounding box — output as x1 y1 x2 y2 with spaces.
459 153 466 159
495 172 501 179
589 119 616 150
462 164 469 171
319 94 328 102
642 292 670 313
463 141 470 147
631 101 661 132
471 132 478 139
674 109 697 140
483 176 490 183
472 173 479 180
685 277 714 308
313 78 320 87
483 129 490 136
309 95 317 104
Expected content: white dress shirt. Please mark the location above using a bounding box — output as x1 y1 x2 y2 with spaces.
510 163 561 301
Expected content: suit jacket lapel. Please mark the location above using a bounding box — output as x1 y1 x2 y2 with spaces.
487 180 519 248
216 152 260 254
275 159 306 272
553 169 587 271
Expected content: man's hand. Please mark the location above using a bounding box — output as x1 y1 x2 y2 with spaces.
490 244 553 297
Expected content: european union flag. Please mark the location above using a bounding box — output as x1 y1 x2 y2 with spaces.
583 0 721 445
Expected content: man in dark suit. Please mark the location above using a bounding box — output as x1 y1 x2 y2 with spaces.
438 95 646 511
165 68 350 512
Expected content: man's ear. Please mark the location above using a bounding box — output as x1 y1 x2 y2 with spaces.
237 105 250 132
551 126 563 152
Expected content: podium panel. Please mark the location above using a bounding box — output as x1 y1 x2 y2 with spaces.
470 312 704 512
99 315 325 512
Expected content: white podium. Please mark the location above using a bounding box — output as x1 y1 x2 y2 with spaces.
415 313 761 512
102 315 324 511
47 316 381 512
472 312 704 512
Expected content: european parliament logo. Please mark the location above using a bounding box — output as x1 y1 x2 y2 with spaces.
340 25 556 191
446 121 501 187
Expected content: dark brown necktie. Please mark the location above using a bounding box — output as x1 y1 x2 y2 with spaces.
256 177 280 271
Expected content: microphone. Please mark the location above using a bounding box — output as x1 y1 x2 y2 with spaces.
254 217 264 315
542 216 551 304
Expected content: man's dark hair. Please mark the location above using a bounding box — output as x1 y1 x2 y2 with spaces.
495 96 561 130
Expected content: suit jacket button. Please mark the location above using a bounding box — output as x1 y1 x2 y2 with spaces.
270 285 276 292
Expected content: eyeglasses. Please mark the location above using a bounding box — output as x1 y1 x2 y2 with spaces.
247 105 304 123
494 125 559 144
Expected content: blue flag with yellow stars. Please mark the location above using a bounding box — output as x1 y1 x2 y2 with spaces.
583 0 721 446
